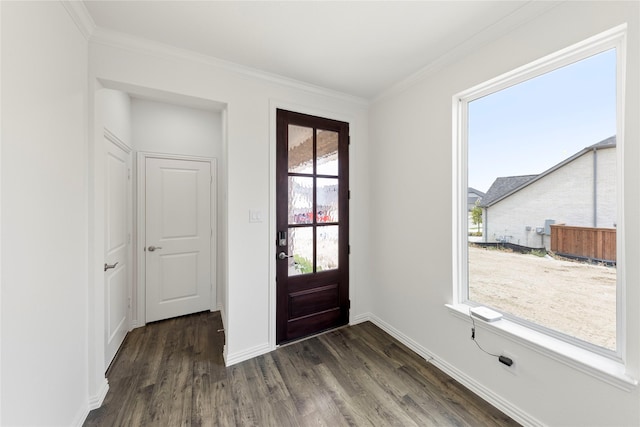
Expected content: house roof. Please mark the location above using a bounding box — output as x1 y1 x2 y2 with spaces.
480 175 538 207
468 187 485 197
588 135 616 149
480 136 616 208
467 187 486 208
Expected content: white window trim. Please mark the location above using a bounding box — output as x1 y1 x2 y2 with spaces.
451 24 636 390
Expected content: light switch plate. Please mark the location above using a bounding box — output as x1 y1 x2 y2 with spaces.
249 209 263 223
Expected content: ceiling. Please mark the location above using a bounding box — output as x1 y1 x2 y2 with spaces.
83 1 558 100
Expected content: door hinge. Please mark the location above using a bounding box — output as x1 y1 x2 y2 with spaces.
128 168 131 180
348 190 351 200
348 300 351 309
348 245 351 255
128 233 131 244
211 175 213 184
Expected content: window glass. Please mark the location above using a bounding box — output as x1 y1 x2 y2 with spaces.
466 49 618 351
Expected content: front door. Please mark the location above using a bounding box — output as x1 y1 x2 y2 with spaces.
145 157 212 323
276 109 350 344
104 133 131 370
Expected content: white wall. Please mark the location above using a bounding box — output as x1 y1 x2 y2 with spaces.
0 3 4 422
88 31 370 366
368 2 639 426
1 2 90 425
101 90 131 145
131 97 222 158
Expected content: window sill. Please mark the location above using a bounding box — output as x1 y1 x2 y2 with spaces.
446 304 638 392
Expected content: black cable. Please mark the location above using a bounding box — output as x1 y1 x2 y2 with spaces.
469 310 500 358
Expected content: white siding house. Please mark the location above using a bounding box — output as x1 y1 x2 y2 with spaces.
480 136 616 249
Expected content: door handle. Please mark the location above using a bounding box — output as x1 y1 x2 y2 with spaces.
147 246 163 252
277 252 292 260
104 262 118 272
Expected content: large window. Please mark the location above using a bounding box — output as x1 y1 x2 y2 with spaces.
455 27 626 358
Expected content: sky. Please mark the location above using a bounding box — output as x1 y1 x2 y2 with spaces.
468 48 617 193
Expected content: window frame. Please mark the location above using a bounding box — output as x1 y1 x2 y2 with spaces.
452 25 628 364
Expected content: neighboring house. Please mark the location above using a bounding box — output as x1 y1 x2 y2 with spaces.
480 136 616 249
467 187 485 211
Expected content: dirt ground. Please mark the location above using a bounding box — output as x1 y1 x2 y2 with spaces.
468 245 616 350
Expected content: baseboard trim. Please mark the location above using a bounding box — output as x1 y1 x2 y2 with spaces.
365 314 542 427
217 304 226 330
88 378 109 410
75 378 109 426
72 406 89 427
366 314 437 362
225 342 271 367
428 356 542 427
129 320 144 330
351 312 374 325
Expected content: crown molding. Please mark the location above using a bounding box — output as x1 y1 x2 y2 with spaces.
89 27 369 107
60 1 96 41
372 1 562 104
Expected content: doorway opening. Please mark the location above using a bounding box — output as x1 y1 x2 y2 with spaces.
93 82 228 376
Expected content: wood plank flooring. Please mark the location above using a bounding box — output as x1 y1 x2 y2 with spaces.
84 311 519 426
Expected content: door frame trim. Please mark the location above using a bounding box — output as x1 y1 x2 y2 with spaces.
136 152 217 325
103 128 133 369
268 99 357 350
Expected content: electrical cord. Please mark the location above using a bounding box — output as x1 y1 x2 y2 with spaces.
469 309 500 358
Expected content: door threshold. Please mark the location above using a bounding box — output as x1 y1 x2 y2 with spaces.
277 323 350 348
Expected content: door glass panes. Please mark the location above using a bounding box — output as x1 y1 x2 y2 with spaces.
286 124 342 277
317 178 338 223
316 130 339 175
317 225 339 271
288 227 313 276
289 176 313 224
288 125 313 173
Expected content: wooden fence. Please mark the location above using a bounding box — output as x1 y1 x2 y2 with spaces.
550 224 616 262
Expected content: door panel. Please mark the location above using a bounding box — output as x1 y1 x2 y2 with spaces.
107 267 127 338
160 252 198 299
276 109 349 344
145 157 211 323
104 137 131 370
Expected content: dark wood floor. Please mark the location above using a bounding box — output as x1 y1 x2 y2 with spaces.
84 311 519 426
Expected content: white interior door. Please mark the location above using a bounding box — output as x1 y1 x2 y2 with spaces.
104 135 131 370
145 157 212 322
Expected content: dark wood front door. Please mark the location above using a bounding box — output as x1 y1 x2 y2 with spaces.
276 109 349 344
